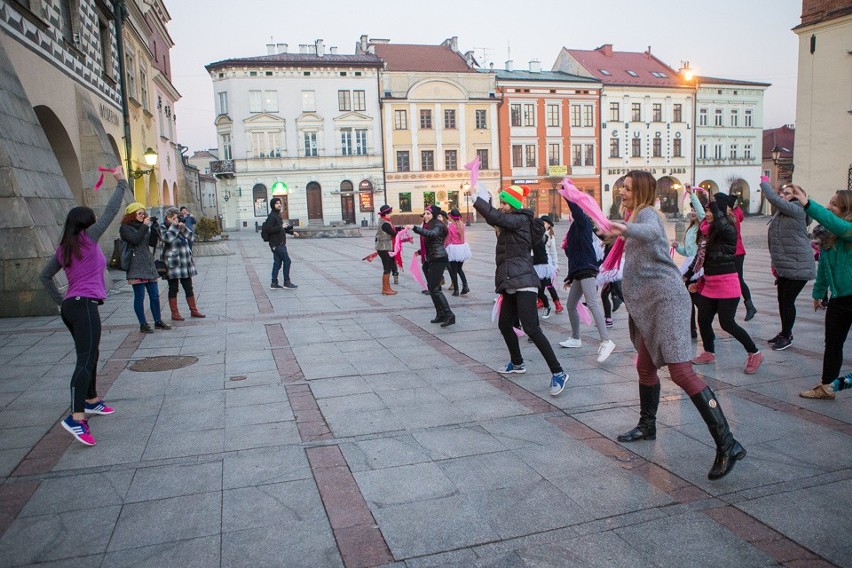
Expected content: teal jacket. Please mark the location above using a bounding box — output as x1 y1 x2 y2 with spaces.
806 200 852 300
674 193 706 258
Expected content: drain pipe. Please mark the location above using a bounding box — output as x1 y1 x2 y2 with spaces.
112 0 133 182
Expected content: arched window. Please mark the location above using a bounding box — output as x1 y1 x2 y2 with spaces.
253 183 268 217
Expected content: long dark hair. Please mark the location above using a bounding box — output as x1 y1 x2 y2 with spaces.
59 206 96 267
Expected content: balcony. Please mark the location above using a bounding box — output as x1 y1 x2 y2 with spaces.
210 159 235 178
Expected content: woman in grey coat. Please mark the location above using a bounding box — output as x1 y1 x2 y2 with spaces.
160 207 205 320
120 203 170 333
762 177 816 351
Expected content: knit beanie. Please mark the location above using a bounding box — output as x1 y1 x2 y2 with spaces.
499 185 530 209
427 204 442 218
714 192 737 211
449 208 461 219
125 202 145 215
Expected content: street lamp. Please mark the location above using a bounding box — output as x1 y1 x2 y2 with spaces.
461 181 471 226
129 147 158 179
679 61 698 188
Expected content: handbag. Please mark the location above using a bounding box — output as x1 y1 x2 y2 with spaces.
153 237 168 280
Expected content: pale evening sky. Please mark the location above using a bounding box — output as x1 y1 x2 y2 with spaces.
168 0 802 153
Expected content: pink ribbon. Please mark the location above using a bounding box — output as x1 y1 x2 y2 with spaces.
577 302 593 325
92 166 121 191
558 178 612 233
409 252 427 290
492 294 502 322
513 327 526 337
464 155 481 187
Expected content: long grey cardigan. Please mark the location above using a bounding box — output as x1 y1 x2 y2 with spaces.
119 221 159 280
622 207 694 368
762 181 815 281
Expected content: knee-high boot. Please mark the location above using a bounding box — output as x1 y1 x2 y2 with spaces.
169 297 184 321
617 384 660 442
382 273 397 295
437 293 455 327
187 295 206 318
690 387 747 480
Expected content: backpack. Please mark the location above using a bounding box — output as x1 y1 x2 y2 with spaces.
119 239 133 271
530 216 546 246
260 218 272 242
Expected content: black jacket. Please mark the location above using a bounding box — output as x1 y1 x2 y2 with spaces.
473 197 540 292
532 236 548 265
412 221 448 261
701 202 738 276
266 212 294 249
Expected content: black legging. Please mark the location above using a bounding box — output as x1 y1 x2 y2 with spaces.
537 277 559 309
777 277 808 337
695 295 758 354
734 255 752 302
821 295 852 384
168 277 194 299
61 297 101 413
498 290 562 374
448 261 468 291
377 250 394 274
601 281 622 319
427 258 449 313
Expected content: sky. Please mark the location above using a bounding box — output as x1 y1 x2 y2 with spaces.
168 0 802 153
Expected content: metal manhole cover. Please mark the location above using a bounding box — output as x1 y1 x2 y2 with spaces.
129 356 198 372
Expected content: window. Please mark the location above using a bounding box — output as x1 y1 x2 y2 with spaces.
250 130 281 158
511 145 523 168
263 91 278 112
303 131 318 156
97 11 113 80
139 62 149 110
510 104 521 127
444 109 456 129
626 70 639 77
744 144 752 159
421 150 434 171
570 105 581 127
673 104 682 122
420 109 432 129
609 138 620 158
525 145 536 167
584 144 595 166
714 144 723 159
396 151 410 171
355 129 367 155
523 104 535 127
609 102 620 122
125 47 137 100
673 138 682 157
353 90 366 111
399 192 412 212
699 144 708 159
301 91 316 112
651 71 668 78
548 143 560 165
340 128 353 155
546 104 560 127
217 92 228 115
744 109 753 127
475 109 487 129
730 144 738 159
476 149 489 170
423 192 435 207
652 103 662 122
221 133 232 160
394 109 407 130
338 90 351 111
59 0 76 44
249 91 262 113
714 109 723 126
599 69 612 76
448 191 459 210
631 103 641 122
583 105 594 127
730 109 738 127
572 144 582 166
631 138 642 157
651 137 661 157
699 108 708 126
444 149 457 170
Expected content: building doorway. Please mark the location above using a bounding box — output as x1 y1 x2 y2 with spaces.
33 105 82 205
340 180 355 224
306 182 323 223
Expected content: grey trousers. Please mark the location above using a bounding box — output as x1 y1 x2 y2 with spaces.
565 276 609 341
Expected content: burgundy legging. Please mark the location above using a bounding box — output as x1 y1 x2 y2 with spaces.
636 336 706 396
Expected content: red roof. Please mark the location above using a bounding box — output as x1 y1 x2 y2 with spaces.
372 43 474 73
563 45 686 87
762 126 795 160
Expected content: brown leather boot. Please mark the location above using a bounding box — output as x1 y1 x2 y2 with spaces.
382 273 397 295
187 295 206 318
169 297 184 321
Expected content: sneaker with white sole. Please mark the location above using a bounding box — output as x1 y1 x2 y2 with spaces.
597 340 616 363
744 351 763 374
62 415 96 446
84 401 115 415
499 362 526 374
550 371 568 396
542 307 551 319
605 318 613 329
559 337 582 348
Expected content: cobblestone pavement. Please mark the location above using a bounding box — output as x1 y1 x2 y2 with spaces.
0 216 849 568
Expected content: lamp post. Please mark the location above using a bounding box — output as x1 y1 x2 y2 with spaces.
679 61 698 192
129 147 159 179
461 181 471 226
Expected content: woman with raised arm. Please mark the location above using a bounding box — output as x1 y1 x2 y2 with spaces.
406 205 455 327
39 167 127 446
602 170 746 480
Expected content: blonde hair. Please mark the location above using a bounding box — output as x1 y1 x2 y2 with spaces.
625 170 659 219
825 190 852 249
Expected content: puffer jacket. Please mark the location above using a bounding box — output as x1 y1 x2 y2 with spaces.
564 199 599 280
701 203 737 276
473 197 540 292
762 181 815 281
806 199 852 300
159 222 197 280
412 220 448 261
119 221 159 280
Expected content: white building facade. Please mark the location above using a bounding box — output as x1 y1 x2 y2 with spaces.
206 40 384 230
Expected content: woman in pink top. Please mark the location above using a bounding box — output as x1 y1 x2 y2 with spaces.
716 193 757 321
689 197 763 374
445 208 471 296
39 168 128 446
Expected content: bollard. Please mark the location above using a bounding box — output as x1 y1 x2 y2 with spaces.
674 220 685 244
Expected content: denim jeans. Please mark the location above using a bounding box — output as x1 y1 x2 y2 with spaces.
132 281 162 324
271 244 291 284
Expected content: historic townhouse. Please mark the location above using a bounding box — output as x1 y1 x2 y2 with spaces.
493 61 601 219
206 40 384 230
359 36 500 217
553 44 694 216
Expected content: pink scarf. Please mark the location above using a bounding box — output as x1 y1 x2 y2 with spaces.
597 210 631 284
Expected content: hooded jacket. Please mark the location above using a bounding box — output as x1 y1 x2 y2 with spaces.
473 197 540 292
762 181 816 281
266 197 294 249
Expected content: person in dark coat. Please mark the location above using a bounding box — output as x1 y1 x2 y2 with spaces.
406 205 455 327
471 183 568 396
266 197 299 290
376 204 402 295
120 202 170 333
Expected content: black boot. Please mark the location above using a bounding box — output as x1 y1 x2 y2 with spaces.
690 387 747 480
436 294 455 327
430 310 446 324
617 384 660 442
744 300 757 321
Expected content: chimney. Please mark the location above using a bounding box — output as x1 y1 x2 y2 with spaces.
505 60 513 71
316 39 325 57
276 43 287 54
464 50 476 67
266 43 275 55
599 44 613 56
329 46 338 55
299 44 309 54
529 59 541 73
444 36 458 52
359 34 369 54
645 45 652 58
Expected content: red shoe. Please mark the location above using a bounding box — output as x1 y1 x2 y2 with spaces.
692 351 716 365
744 351 763 374
536 298 544 309
554 300 563 313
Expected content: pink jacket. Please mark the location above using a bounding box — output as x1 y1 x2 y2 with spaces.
445 222 466 246
733 207 745 256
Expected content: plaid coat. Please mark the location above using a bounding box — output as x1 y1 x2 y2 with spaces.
159 223 197 280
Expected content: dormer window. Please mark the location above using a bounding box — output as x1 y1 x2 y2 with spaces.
651 71 668 78
626 70 639 77
599 69 611 76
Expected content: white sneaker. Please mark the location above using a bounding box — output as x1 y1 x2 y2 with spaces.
559 337 582 348
542 307 551 319
597 340 616 363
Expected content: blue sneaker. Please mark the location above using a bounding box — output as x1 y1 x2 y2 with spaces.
84 401 115 415
550 371 568 396
499 362 526 374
